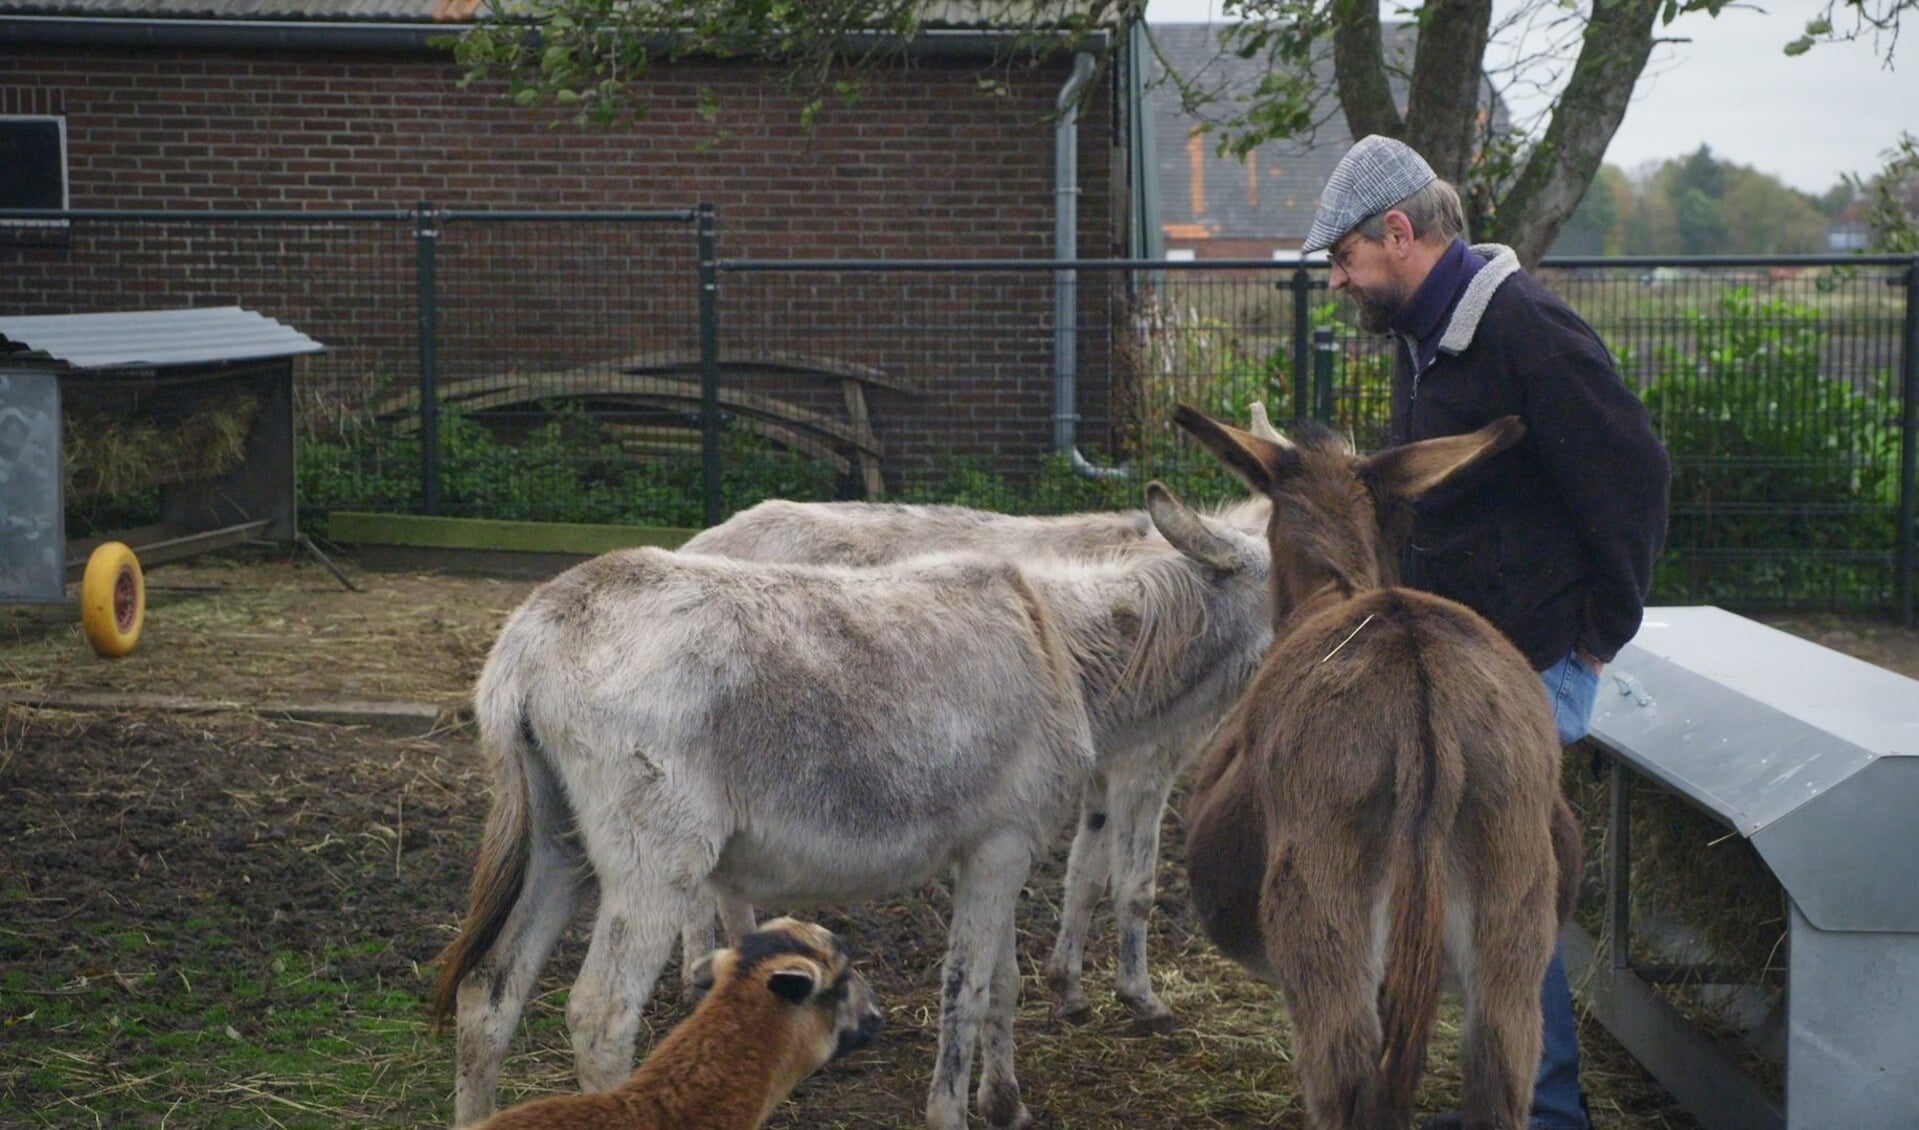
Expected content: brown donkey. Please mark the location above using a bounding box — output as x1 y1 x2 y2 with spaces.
1173 406 1579 1130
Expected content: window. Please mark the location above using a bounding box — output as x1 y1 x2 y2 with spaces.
0 116 69 224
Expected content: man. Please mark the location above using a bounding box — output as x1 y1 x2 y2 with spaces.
1300 135 1672 1130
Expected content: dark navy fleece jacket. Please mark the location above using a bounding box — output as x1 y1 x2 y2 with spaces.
1387 241 1672 671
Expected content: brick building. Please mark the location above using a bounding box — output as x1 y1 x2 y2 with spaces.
0 2 1149 499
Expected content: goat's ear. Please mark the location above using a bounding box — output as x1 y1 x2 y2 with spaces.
1246 401 1286 444
1145 482 1242 572
1359 415 1525 503
1173 404 1292 491
766 959 824 1005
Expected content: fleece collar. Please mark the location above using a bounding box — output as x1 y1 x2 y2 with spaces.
1437 243 1523 355
1391 238 1481 354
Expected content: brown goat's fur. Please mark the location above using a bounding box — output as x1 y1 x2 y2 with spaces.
471 918 881 1130
1175 407 1578 1130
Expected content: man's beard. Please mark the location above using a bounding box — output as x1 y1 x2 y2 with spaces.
1347 278 1408 334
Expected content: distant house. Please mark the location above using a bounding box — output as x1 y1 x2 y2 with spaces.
1827 199 1874 252
1144 22 1498 259
0 2 1148 485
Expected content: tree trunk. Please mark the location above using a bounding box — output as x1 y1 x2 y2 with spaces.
1330 0 1402 141
1403 0 1494 186
1489 0 1667 265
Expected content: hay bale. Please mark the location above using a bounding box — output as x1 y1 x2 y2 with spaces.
1564 741 1788 1090
61 387 260 501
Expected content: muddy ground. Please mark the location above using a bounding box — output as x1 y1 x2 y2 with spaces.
3 549 1915 1128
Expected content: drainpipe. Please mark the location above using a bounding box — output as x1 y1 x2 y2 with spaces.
1054 49 1129 482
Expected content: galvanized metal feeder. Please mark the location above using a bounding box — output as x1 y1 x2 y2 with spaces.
1574 605 1919 1130
0 306 329 655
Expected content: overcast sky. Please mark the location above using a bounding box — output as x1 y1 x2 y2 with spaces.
1144 1 1919 194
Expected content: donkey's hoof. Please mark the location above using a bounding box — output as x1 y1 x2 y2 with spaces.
1051 994 1094 1025
1119 991 1177 1035
1127 1009 1179 1037
986 1101 1034 1130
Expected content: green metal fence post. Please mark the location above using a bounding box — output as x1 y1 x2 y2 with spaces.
1313 326 1335 423
698 203 722 528
1291 266 1311 423
1899 256 1917 627
414 201 440 516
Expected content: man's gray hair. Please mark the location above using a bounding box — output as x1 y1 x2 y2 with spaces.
1355 178 1467 245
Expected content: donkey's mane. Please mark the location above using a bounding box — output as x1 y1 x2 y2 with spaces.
1267 426 1385 612
1027 537 1233 717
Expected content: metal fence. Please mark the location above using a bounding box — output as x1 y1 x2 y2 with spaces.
1111 255 1918 621
1 207 1913 621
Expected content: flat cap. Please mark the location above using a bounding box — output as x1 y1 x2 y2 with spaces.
1301 135 1438 253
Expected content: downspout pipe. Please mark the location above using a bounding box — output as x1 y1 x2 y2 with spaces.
1053 49 1129 482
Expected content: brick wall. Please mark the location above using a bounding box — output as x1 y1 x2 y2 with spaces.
1 41 1125 489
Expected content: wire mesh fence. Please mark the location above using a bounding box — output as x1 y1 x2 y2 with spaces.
1 209 1912 618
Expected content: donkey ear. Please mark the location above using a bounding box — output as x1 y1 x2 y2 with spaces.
766 960 823 1005
1360 416 1525 503
1145 482 1243 572
1173 404 1293 491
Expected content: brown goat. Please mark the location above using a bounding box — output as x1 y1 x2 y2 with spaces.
1174 406 1576 1130
471 918 882 1130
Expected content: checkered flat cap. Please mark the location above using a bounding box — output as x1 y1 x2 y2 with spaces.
1301 135 1438 253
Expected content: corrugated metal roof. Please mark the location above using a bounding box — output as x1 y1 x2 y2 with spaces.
0 0 442 17
0 307 326 370
0 0 1098 24
7 0 448 17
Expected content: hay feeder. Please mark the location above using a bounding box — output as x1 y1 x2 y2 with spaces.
1574 605 1919 1129
0 306 329 655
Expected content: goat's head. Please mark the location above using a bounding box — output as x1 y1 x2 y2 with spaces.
1171 404 1524 621
687 917 884 1072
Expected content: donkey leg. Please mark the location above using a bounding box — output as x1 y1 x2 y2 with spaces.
1458 860 1555 1129
678 889 718 1002
1263 852 1389 1130
675 890 755 1002
451 834 581 1128
1045 771 1109 1023
929 832 1032 1130
975 910 1034 1130
716 892 757 941
1106 750 1181 1034
566 803 715 1093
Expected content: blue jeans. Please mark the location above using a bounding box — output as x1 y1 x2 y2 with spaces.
1531 652 1599 1129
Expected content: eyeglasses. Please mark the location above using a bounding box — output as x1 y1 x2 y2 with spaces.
1326 230 1367 272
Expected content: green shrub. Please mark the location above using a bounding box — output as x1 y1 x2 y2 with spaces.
1639 288 1899 607
297 401 844 534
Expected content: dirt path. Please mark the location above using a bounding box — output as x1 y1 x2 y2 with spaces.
4 549 1914 1127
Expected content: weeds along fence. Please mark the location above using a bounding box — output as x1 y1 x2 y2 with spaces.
1 207 1914 621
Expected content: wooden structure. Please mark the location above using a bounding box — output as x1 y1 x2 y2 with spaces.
374 349 914 498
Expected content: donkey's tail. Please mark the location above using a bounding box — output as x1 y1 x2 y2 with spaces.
426 630 550 1029
1378 613 1466 1119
